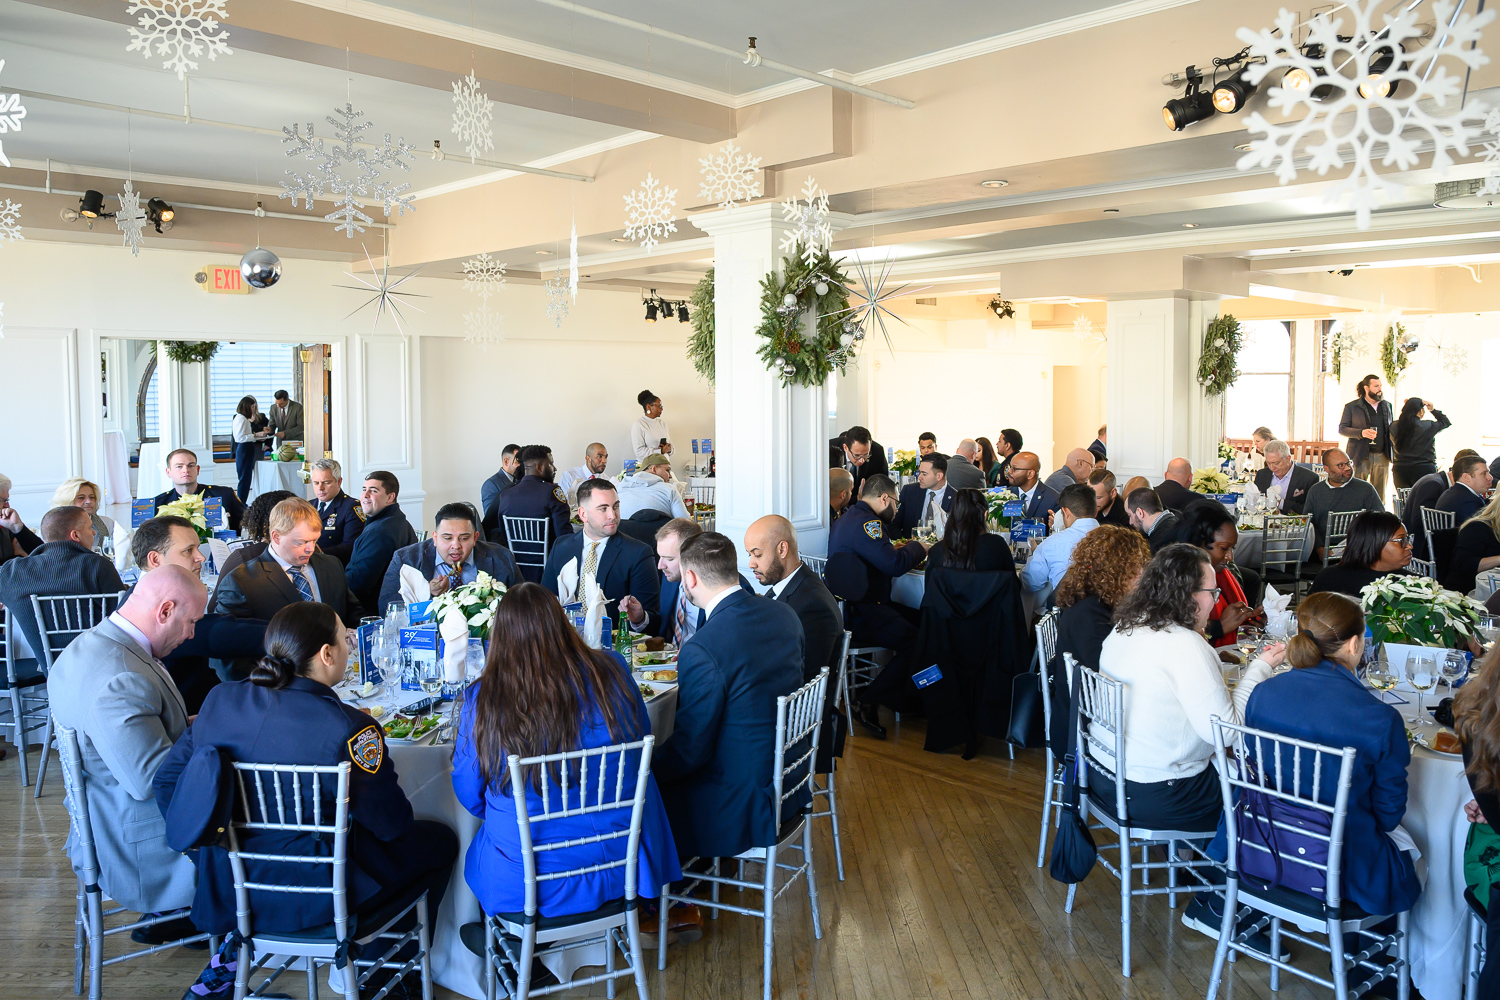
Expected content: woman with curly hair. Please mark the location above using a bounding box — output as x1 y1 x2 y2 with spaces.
207 489 295 612
1047 526 1151 754
1456 643 1500 993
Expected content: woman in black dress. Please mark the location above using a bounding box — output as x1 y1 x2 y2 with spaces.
1446 495 1500 594
1391 396 1451 489
1308 511 1411 597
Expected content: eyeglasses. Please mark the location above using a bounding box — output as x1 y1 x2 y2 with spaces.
1389 535 1413 548
1196 587 1222 600
1330 461 1353 470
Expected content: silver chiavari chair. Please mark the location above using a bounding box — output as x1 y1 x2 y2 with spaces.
1392 488 1411 521
800 555 826 579
504 516 551 578
1323 509 1362 566
1033 610 1066 868
810 632 851 881
1463 887 1488 1000
1 606 48 788
1420 506 1455 566
29 592 127 798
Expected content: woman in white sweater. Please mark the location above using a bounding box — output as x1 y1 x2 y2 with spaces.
1091 542 1285 832
51 477 133 574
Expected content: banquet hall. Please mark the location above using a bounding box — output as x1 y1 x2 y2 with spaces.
4 1 1500 998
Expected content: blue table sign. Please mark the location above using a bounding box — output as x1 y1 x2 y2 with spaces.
912 664 944 689
1003 501 1024 519
406 599 434 624
358 621 381 685
130 499 155 528
203 497 225 528
691 439 700 454
700 438 712 453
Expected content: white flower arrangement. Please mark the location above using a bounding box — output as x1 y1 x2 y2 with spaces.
984 486 1019 528
1360 573 1486 648
430 570 507 639
1191 467 1232 494
156 493 210 540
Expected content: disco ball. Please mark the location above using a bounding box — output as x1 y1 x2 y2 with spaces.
240 247 283 288
1399 330 1421 353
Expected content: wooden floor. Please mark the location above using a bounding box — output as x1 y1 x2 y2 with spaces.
0 718 1394 1000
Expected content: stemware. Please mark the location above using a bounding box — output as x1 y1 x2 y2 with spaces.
1366 652 1398 704
1407 652 1439 728
1440 649 1469 703
1477 615 1500 651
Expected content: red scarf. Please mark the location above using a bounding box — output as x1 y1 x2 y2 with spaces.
1210 565 1247 648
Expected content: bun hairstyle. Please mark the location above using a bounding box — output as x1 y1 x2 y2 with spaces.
1285 591 1365 670
251 602 344 689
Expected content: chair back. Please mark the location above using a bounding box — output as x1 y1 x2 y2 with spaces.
29 592 126 670
801 555 827 579
617 510 669 555
771 670 829 835
1393 488 1411 520
1323 509 1361 557
55 725 102 888
226 762 352 945
1262 519 1311 575
506 736 656 919
1 606 15 684
503 516 551 573
1035 609 1061 734
1208 717 1358 910
691 485 715 507
1407 557 1437 580
1421 507 1456 533
1073 661 1129 822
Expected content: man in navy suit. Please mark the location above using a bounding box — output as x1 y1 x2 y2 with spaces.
1004 451 1061 522
377 502 519 614
485 445 573 577
479 444 521 528
1436 453 1494 526
653 532 808 861
543 478 661 634
308 458 365 564
344 471 419 614
624 517 751 643
894 453 956 538
151 448 245 533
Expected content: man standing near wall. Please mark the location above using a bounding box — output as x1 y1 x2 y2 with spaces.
1339 374 1394 502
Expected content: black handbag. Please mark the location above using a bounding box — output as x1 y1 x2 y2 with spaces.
1049 655 1098 885
1006 668 1045 748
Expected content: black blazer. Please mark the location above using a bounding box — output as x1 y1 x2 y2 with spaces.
542 531 662 635
1145 510 1181 553
344 503 418 613
0 540 125 658
1340 397 1395 465
894 482 955 538
160 612 269 714
829 436 890 497
771 567 845 769
376 539 519 615
1018 482 1062 522
214 550 360 678
1154 479 1194 513
653 589 808 859
1391 411 1451 476
1436 484 1486 527
1253 465 1321 515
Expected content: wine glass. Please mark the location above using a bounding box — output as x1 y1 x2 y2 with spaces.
419 656 445 697
1477 615 1500 651
1366 657 1397 703
1441 649 1469 703
1408 652 1439 728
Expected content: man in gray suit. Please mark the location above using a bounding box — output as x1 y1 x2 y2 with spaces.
945 439 987 491
48 566 203 926
267 390 305 443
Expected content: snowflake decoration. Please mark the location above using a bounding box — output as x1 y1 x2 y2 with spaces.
116 181 148 257
830 254 928 352
780 176 834 267
1334 315 1376 354
1236 1 1495 229
0 60 27 169
1481 107 1500 193
461 252 506 302
337 246 427 335
544 274 570 328
568 220 579 299
450 72 495 161
623 173 677 254
699 141 763 210
125 1 233 82
281 102 414 237
1428 337 1470 376
463 305 504 349
0 199 21 244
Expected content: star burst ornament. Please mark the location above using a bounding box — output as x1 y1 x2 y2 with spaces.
568 220 579 299
0 198 21 244
1073 316 1105 344
623 173 677 253
832 255 928 352
1235 1 1495 229
450 72 495 161
699 141 763 210
463 305 504 349
116 181 148 257
0 60 27 169
338 246 427 335
544 274 570 328
461 252 506 302
780 177 833 267
1428 336 1470 375
281 102 414 237
126 1 233 81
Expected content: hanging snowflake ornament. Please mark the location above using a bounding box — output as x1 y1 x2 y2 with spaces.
623 173 677 253
699 141 763 210
1480 107 1500 193
463 305 504 349
281 102 414 237
1236 1 1495 229
0 60 27 169
450 72 495 161
568 220 579 299
116 181 148 257
544 273 570 328
780 177 833 267
1439 341 1469 375
337 246 427 335
125 1 233 82
0 198 21 244
461 251 506 302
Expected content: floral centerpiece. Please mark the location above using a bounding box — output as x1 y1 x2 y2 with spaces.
431 571 508 640
1217 441 1237 462
1191 467 1232 494
889 449 918 478
1360 574 1485 648
157 493 211 541
984 486 1019 530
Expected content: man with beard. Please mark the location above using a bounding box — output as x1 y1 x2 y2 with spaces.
1339 374 1395 501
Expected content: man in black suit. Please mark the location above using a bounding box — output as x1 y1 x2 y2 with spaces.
215 498 360 679
1125 487 1180 553
378 502 519 614
653 532 808 861
308 458 365 564
152 448 245 533
1089 469 1130 527
1339 373 1395 501
479 443 522 528
1402 448 1480 554
1253 440 1320 514
992 428 1022 487
344 470 418 614
829 425 889 497
1437 453 1494 526
485 445 573 576
1004 451 1061 522
894 453 956 538
1155 457 1195 513
544 478 661 634
0 505 125 660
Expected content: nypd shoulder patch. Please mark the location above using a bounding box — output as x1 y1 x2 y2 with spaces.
863 519 883 541
354 505 368 523
348 725 385 774
553 486 568 505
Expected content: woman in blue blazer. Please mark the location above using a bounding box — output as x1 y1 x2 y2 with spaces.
451 583 680 920
1239 592 1421 917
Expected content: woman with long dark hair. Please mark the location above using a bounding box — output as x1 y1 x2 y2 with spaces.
1391 396 1451 489
975 436 997 479
229 395 267 503
1308 511 1411 597
1178 501 1258 647
451 583 681 922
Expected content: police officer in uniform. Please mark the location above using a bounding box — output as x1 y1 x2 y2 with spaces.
308 458 365 564
825 473 930 738
487 444 574 582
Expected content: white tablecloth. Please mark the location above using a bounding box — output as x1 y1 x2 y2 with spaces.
136 441 167 499
1402 745 1470 1000
251 461 307 501
1232 524 1315 572
101 429 132 504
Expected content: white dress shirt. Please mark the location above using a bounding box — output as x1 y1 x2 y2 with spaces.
699 584 738 620
1270 467 1294 510
766 565 801 600
231 413 257 444
109 611 158 660
922 489 949 536
557 465 599 506
268 545 321 603
630 415 672 460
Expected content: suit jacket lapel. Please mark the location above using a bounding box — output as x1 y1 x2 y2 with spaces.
420 541 438 579
596 535 623 588
257 551 301 605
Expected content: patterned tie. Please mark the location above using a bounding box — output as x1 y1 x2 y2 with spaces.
447 561 463 590
291 566 315 602
926 490 938 523
675 584 696 645
582 541 600 590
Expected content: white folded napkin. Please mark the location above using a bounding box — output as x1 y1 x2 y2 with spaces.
399 564 432 605
556 557 580 603
582 573 608 648
1385 823 1421 861
438 607 469 684
1262 584 1294 637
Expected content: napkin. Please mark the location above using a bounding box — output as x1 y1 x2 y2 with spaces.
438 607 469 684
1262 584 1294 637
581 572 608 648
399 564 432 605
556 557 580 603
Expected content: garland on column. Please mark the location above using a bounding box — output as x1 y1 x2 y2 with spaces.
1196 313 1242 396
754 243 853 388
149 340 221 364
1381 322 1410 386
687 268 715 385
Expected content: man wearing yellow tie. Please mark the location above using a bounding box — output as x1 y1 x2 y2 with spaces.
542 479 661 634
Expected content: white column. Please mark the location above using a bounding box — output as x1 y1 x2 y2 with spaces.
690 206 848 558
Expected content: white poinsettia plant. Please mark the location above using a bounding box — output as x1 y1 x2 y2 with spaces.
430 570 507 639
984 486 1019 528
1191 467 1232 494
1360 573 1486 649
156 493 211 541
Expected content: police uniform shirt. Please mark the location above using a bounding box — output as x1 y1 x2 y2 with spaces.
492 474 574 547
315 490 365 551
827 500 925 605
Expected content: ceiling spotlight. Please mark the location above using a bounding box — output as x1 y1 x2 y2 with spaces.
677 304 690 323
612 237 629 243
1282 66 1314 91
1103 208 1121 213
644 301 658 322
1182 222 1199 228
146 197 175 233
1234 141 1254 152
1211 70 1258 114
1163 82 1216 131
535 249 553 255
79 190 107 219
979 179 1009 189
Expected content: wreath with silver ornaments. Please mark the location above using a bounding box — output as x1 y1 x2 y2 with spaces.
754 243 855 388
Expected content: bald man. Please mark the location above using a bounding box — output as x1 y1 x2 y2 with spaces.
558 442 610 507
946 439 987 490
1156 457 1195 513
1005 451 1062 521
47 566 204 924
830 468 855 523
1044 448 1097 496
745 516 846 768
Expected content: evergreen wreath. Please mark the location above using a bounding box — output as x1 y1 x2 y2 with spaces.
1196 313 1242 396
687 268 715 385
150 340 221 365
754 243 853 388
1381 322 1410 387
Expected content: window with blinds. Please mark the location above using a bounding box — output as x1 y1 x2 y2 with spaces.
209 343 298 435
142 364 160 441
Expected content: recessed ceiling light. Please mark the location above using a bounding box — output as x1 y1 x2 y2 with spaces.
1234 141 1254 152
979 179 1009 189
1103 208 1121 214
1182 223 1199 228
535 249 553 255
612 237 629 243
1287 248 1303 253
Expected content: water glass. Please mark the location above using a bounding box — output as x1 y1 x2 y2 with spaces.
1408 652 1439 727
1441 649 1469 701
1477 615 1500 650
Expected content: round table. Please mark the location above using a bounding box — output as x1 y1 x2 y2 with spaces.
890 567 1038 621
1402 744 1470 1000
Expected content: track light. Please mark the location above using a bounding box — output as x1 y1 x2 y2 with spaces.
1211 70 1258 114
644 301 658 322
146 198 175 233
79 190 106 219
1164 86 1216 131
677 304 690 323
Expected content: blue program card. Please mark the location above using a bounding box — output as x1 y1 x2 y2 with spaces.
358 621 380 686
131 499 155 528
406 599 434 623
912 664 944 689
203 497 225 528
398 625 438 691
1003 501 1024 518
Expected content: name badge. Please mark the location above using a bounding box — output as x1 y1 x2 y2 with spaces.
912 664 944 689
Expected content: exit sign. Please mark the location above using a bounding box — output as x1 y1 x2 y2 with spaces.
199 264 248 294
